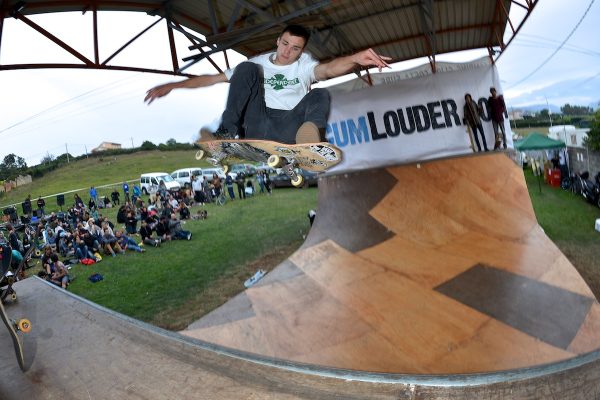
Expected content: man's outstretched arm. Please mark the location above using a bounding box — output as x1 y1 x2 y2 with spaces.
314 48 391 81
144 73 228 104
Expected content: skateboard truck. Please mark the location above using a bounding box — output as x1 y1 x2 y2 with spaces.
195 150 230 174
268 155 304 187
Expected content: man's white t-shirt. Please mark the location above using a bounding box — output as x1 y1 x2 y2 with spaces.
224 52 319 111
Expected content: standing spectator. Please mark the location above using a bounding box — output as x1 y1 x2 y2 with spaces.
225 174 235 200
74 193 85 209
132 184 142 206
89 186 98 205
257 172 266 194
463 93 489 152
264 173 272 195
23 195 32 218
37 196 46 217
211 174 222 199
6 224 22 255
191 175 205 205
488 87 507 150
236 172 246 200
123 182 130 203
111 189 121 206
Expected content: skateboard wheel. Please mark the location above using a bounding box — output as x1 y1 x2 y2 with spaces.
17 319 31 333
10 293 17 301
291 174 304 187
34 249 42 257
223 165 229 174
195 150 205 160
268 155 282 168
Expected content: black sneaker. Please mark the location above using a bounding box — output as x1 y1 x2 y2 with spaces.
214 126 236 140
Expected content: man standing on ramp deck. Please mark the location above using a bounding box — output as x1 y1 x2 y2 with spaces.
145 25 390 144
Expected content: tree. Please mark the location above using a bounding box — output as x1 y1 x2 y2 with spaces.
140 140 157 150
0 153 27 180
561 104 593 116
583 109 600 151
166 138 177 146
539 109 549 118
40 152 55 165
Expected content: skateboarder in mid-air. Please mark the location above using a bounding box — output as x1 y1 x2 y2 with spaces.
145 25 391 144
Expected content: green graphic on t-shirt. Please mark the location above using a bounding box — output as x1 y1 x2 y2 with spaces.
264 74 300 90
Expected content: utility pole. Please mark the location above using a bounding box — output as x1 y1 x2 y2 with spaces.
545 96 553 127
65 144 70 163
130 137 134 148
85 145 88 158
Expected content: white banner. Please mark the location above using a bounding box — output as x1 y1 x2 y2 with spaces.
325 57 512 172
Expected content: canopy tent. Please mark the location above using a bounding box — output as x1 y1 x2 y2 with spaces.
514 133 566 151
514 133 567 193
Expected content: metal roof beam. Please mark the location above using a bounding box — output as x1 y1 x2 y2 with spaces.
182 0 330 71
9 9 94 66
418 0 437 73
200 0 330 47
101 16 162 65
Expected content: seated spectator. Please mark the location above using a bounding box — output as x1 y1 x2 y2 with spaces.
46 253 69 289
168 213 192 241
74 232 97 261
179 201 190 220
155 216 172 242
102 226 123 257
125 211 138 235
139 220 160 247
115 230 145 253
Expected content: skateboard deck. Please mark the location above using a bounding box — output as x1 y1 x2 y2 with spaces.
0 299 30 371
195 139 342 187
195 139 342 172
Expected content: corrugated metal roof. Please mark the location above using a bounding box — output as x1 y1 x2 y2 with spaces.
0 0 537 75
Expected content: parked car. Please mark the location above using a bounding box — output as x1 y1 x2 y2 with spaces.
231 163 257 177
255 162 276 175
271 169 319 188
140 173 181 195
171 168 203 188
200 167 237 181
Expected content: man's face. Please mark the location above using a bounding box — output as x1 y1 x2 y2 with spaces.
275 32 306 65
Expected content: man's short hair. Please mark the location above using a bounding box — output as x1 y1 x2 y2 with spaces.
490 87 496 93
280 25 310 46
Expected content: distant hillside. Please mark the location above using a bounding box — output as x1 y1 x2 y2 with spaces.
0 149 206 209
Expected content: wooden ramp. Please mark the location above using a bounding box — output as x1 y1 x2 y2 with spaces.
3 153 600 399
183 153 600 374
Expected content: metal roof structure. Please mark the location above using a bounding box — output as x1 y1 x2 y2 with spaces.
0 0 538 77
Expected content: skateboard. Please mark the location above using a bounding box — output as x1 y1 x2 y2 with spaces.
466 125 476 153
195 139 342 187
0 299 31 371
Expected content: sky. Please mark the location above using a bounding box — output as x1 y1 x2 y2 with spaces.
0 1 599 166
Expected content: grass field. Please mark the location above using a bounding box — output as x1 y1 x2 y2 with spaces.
524 169 600 297
8 150 600 332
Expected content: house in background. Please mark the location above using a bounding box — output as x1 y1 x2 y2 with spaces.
91 142 122 153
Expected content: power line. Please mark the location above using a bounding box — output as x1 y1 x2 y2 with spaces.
507 0 596 89
0 73 143 136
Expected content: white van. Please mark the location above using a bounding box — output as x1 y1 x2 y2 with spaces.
201 167 237 181
171 168 203 188
140 172 181 195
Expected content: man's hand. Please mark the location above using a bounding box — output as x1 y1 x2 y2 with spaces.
145 83 175 105
353 48 392 72
315 48 392 81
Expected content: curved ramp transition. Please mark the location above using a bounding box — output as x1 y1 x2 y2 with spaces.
2 153 600 399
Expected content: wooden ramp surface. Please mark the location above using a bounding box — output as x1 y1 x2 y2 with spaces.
3 153 600 399
183 153 600 374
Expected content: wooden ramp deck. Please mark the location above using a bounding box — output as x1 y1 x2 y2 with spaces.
2 153 600 399
183 153 600 374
